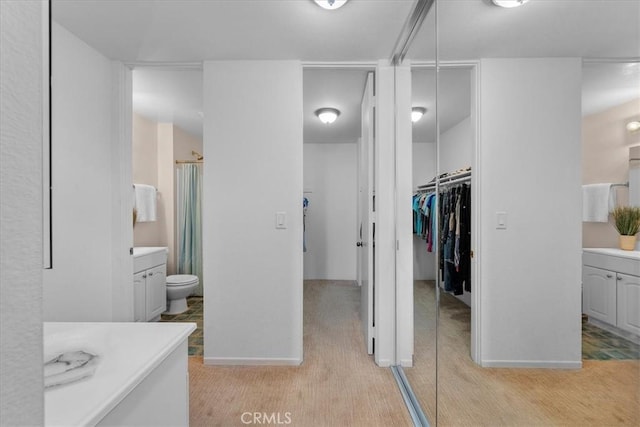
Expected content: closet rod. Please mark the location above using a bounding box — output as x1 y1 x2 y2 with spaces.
417 171 472 192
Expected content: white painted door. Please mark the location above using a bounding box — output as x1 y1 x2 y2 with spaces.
616 272 640 335
133 271 146 322
146 264 167 321
358 72 375 354
583 265 616 324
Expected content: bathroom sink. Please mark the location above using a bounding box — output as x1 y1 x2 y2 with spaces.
133 247 168 272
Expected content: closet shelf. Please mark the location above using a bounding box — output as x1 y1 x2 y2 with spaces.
417 170 471 192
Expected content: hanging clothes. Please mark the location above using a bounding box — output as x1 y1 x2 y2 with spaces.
459 184 472 292
412 178 472 295
303 197 309 252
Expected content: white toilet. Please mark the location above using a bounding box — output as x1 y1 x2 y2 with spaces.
165 274 199 315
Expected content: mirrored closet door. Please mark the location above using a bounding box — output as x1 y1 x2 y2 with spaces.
401 1 639 426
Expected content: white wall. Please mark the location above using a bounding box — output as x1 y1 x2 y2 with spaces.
44 23 113 320
203 61 303 365
441 115 472 173
582 99 640 248
44 23 132 322
374 61 398 367
303 143 357 280
395 64 414 367
0 1 45 424
478 58 582 367
412 142 436 188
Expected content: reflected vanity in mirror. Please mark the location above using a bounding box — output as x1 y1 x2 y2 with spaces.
400 0 639 425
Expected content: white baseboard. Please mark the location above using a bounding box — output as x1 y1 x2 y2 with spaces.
481 360 582 369
399 358 413 368
375 358 394 368
203 357 302 366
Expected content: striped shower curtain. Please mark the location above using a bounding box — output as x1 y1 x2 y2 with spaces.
176 163 203 296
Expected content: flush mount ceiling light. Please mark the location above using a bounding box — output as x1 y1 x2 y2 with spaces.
492 0 530 8
411 107 427 123
315 108 340 124
627 120 640 133
314 0 348 10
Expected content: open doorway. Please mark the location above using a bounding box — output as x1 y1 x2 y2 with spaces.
302 67 376 361
581 60 640 360
131 67 205 355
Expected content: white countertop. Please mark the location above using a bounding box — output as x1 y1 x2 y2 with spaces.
133 247 168 272
132 246 168 258
44 322 195 427
583 248 640 260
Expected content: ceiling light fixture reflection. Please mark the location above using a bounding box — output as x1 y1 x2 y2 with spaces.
315 108 340 124
314 0 348 10
491 0 530 8
411 107 427 123
627 120 640 133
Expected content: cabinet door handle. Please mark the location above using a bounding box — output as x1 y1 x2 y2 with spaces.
148 272 153 276
617 276 622 281
142 274 147 279
606 274 613 278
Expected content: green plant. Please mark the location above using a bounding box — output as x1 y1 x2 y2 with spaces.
611 206 640 236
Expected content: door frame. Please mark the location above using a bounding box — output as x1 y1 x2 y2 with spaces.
358 70 375 355
302 62 395 364
408 60 482 365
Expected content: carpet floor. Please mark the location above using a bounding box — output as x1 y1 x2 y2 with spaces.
404 280 640 426
187 280 412 427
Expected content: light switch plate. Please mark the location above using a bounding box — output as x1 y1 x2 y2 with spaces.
276 211 287 229
496 211 507 229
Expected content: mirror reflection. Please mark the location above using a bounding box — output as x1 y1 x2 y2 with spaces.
403 0 639 425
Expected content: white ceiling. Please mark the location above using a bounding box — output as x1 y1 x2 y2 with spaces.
582 62 640 117
303 69 371 144
52 0 415 62
54 0 639 143
132 69 203 137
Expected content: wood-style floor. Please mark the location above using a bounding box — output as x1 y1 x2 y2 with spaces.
187 280 639 426
187 281 412 427
404 280 640 426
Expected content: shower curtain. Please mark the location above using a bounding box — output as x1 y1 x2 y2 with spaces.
176 163 203 296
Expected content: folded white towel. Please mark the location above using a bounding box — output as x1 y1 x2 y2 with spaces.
134 184 157 222
583 183 615 222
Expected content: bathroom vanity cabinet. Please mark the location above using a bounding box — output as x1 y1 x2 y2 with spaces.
133 247 168 322
44 322 195 427
582 248 640 337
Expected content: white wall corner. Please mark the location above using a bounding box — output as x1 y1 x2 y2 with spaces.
395 63 414 367
110 61 134 321
374 60 398 366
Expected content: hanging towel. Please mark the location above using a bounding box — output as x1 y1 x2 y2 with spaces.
134 184 157 222
582 183 615 222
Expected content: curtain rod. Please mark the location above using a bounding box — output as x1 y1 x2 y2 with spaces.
175 160 204 164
